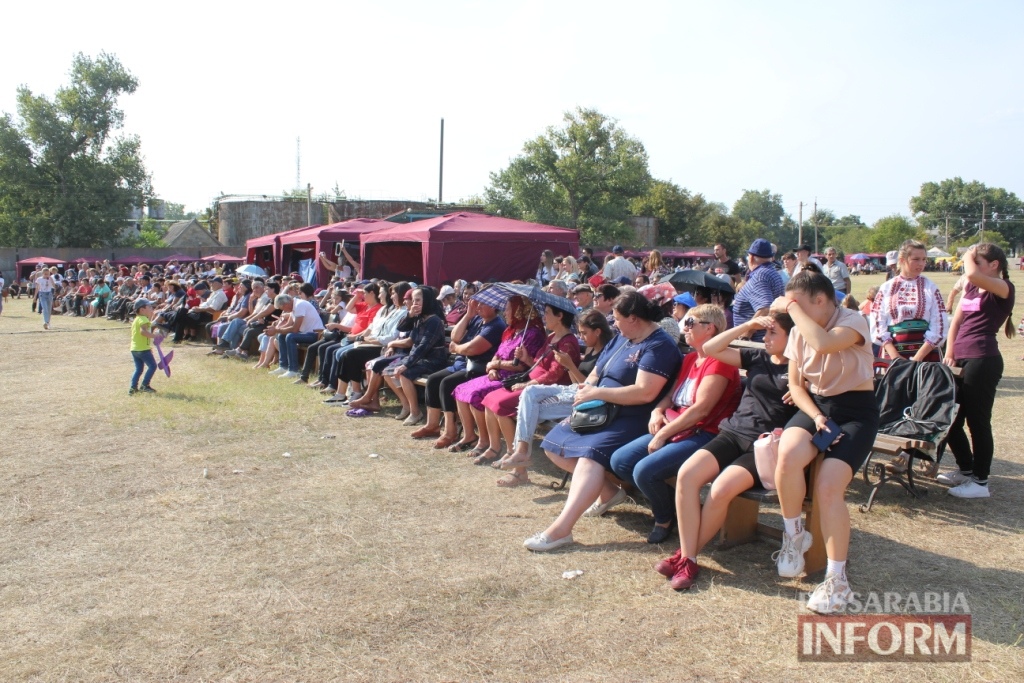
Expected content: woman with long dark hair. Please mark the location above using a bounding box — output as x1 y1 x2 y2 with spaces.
383 286 450 424
939 243 1015 499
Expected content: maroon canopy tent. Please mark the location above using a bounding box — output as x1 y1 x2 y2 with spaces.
202 253 245 263
245 225 319 276
279 218 393 286
158 253 197 263
15 256 65 280
112 255 154 265
361 213 579 286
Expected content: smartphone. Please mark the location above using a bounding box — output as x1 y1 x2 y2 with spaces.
811 418 842 453
575 399 607 411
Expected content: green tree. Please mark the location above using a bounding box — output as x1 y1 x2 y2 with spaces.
732 189 790 246
867 214 925 253
950 229 1009 252
485 107 651 246
827 226 872 255
629 179 717 246
0 53 152 247
125 218 167 247
910 177 1024 248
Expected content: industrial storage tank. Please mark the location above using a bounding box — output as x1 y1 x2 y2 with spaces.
217 196 325 246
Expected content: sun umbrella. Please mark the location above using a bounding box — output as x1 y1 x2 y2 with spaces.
849 253 870 261
472 282 578 317
667 269 735 294
236 264 268 277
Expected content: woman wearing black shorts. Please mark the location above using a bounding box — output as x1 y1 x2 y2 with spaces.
771 271 878 614
657 313 796 590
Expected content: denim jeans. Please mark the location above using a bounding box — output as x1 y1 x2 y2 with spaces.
218 318 246 349
279 331 319 372
610 431 715 524
131 350 157 389
38 291 53 325
514 384 577 446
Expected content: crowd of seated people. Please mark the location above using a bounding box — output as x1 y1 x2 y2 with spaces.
135 239 1009 615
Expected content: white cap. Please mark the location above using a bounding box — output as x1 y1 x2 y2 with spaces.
885 250 899 266
438 285 456 299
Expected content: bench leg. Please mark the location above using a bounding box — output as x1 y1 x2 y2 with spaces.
803 498 827 576
719 496 761 547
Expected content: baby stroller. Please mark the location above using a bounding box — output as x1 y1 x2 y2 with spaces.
860 359 958 512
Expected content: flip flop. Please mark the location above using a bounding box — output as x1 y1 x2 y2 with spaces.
496 471 530 488
498 452 532 471
346 408 374 418
473 447 504 466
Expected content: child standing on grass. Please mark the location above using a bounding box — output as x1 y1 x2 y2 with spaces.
130 299 160 395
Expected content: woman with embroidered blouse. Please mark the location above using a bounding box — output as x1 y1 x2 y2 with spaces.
871 239 947 361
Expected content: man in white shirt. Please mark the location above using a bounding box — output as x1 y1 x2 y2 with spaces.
822 248 851 294
173 277 228 342
272 292 325 378
602 245 638 282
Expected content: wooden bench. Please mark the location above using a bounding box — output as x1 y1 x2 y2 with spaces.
859 434 942 512
717 452 827 575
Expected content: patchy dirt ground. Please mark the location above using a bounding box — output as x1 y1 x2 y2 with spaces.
0 278 1021 681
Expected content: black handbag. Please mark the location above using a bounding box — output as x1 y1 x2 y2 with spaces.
501 371 531 390
568 340 629 434
569 401 621 433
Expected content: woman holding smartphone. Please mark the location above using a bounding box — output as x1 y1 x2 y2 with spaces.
769 271 878 614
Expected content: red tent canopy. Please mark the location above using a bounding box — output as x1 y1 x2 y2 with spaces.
15 256 65 279
112 255 151 265
245 225 320 277
361 213 579 286
158 253 197 263
202 253 245 262
279 218 393 286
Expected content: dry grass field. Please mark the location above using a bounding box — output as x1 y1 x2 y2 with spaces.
1 271 1022 682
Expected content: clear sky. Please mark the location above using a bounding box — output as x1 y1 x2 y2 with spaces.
3 0 1022 225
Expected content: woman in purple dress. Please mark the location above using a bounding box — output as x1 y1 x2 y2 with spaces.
451 296 545 460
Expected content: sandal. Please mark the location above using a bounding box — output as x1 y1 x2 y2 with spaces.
433 434 458 450
394 409 411 421
498 451 532 471
473 447 504 466
447 439 478 454
466 444 490 459
496 471 530 488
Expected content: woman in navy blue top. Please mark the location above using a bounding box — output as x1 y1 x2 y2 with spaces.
524 292 683 552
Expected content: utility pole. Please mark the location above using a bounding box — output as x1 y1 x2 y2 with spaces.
438 118 445 206
813 198 819 253
307 183 312 226
981 200 987 239
944 214 949 250
296 137 301 189
798 202 803 246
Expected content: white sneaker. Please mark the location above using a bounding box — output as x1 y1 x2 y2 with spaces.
279 371 299 379
268 367 287 375
523 532 574 552
806 572 853 614
948 481 991 499
582 487 627 517
774 530 813 578
936 470 971 486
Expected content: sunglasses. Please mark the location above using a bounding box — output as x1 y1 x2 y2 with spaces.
682 317 712 330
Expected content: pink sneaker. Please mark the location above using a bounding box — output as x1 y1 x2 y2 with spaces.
670 557 700 591
655 549 682 578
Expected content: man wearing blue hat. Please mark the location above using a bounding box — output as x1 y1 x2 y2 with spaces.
732 238 785 340
602 245 638 283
